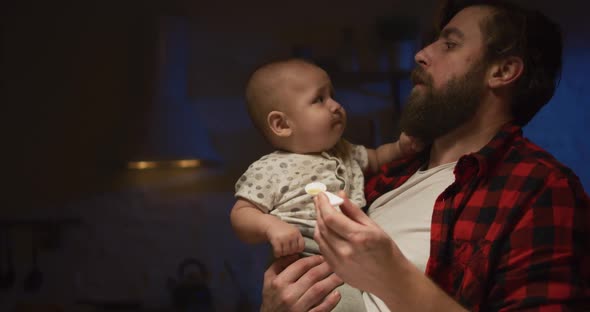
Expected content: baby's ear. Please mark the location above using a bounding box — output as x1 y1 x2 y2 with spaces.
268 111 292 137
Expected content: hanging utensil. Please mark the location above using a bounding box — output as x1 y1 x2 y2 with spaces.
23 232 43 292
0 228 15 290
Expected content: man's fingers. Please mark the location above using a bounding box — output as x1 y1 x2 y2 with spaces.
313 224 343 269
315 193 363 237
269 258 337 311
308 290 341 312
296 265 343 311
264 255 299 285
315 192 338 217
273 255 325 285
315 204 349 249
338 193 374 226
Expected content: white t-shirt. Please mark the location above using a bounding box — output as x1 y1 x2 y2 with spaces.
363 161 457 312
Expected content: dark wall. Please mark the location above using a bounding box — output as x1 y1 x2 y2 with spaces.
1 1 589 310
5 3 158 211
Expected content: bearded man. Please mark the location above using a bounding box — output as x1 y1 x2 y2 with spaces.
259 1 590 311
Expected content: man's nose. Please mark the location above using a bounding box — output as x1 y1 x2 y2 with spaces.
414 45 430 68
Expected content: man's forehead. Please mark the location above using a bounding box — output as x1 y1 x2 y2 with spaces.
442 5 493 40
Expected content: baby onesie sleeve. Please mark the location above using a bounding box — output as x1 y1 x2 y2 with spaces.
234 156 280 213
350 144 369 171
341 144 367 208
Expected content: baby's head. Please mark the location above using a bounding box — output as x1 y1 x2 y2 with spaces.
245 59 346 154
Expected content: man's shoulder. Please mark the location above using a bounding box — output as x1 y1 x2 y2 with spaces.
501 135 580 183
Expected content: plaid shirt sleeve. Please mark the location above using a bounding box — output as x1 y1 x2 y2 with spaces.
487 172 590 311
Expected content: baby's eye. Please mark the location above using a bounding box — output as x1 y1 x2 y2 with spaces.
314 95 325 103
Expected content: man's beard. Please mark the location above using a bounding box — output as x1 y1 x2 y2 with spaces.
399 62 487 143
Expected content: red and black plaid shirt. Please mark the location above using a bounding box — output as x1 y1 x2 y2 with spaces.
365 123 590 311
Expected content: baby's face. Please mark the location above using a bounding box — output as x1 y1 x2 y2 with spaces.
280 64 346 153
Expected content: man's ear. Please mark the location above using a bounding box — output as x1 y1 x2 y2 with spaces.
487 56 524 89
267 111 292 137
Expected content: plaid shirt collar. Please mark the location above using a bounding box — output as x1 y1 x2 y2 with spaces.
365 122 522 207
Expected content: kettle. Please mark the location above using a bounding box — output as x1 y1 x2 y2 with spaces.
167 258 213 312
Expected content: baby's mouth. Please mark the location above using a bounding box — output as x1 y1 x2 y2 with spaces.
331 117 344 127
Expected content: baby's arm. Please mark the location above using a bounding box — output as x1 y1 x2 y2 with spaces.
366 132 423 173
230 198 305 257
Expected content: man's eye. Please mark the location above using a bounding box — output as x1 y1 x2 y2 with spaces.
444 41 457 50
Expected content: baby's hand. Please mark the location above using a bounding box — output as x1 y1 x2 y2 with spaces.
265 222 305 257
398 132 425 157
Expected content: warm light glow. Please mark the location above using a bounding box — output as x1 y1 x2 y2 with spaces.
127 159 202 170
176 159 201 168
128 161 158 170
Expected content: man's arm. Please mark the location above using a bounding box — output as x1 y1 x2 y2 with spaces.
486 175 590 310
314 192 468 312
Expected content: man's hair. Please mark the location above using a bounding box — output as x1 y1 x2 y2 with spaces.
435 0 563 126
245 58 315 141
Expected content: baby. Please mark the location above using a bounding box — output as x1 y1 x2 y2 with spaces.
230 59 420 311
231 58 419 254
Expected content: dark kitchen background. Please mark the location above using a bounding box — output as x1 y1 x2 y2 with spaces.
2 0 589 311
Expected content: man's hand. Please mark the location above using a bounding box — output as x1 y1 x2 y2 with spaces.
265 221 305 257
313 192 467 312
313 192 405 296
261 255 344 312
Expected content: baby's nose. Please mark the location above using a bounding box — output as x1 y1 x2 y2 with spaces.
329 99 343 112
